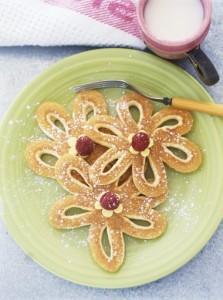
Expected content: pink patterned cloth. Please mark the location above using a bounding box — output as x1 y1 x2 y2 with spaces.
0 0 145 48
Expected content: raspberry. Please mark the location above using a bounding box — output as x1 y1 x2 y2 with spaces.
75 135 94 156
100 192 120 210
131 132 150 152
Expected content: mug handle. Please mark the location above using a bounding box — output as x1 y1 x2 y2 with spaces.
187 47 219 86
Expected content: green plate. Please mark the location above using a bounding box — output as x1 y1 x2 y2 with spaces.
0 49 223 288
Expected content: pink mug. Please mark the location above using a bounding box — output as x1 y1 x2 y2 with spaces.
136 0 219 86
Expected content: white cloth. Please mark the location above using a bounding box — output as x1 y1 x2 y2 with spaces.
0 0 145 49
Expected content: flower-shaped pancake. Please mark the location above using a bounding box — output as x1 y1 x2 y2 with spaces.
49 154 167 272
25 91 107 178
85 92 202 197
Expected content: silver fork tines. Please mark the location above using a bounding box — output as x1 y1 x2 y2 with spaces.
72 80 129 92
72 79 166 103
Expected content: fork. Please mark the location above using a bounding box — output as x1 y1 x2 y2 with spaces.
72 79 223 117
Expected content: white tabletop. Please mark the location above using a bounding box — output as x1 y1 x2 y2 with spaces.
0 2 223 299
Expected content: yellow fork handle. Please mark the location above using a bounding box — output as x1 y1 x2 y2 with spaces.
171 97 223 117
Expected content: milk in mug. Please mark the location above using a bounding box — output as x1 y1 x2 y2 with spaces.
144 0 204 42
